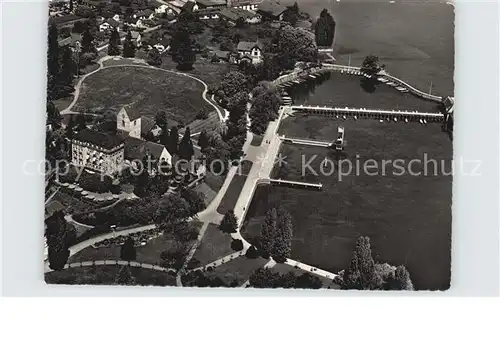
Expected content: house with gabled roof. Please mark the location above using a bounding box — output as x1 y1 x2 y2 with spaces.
237 40 264 64
116 106 143 139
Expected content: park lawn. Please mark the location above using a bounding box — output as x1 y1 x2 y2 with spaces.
216 160 253 214
69 223 202 266
271 263 340 290
160 56 234 88
191 224 234 267
243 116 452 290
45 265 176 286
216 174 246 214
250 134 263 147
206 256 269 286
73 66 213 125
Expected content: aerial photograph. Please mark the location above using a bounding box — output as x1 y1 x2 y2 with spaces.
44 0 454 290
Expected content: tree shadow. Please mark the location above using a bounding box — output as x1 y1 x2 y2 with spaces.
360 77 377 93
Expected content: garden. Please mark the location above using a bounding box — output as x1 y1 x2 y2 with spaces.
91 229 160 249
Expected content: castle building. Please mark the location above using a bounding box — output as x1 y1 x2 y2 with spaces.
71 129 125 176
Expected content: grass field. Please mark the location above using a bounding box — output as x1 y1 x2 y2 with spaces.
73 66 214 124
216 161 253 215
69 223 202 267
242 115 452 290
45 265 176 286
191 223 234 267
204 256 269 286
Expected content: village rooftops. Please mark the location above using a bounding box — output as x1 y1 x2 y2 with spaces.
121 106 142 121
73 129 125 150
237 40 263 51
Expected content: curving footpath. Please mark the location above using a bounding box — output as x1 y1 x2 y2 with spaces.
45 259 176 275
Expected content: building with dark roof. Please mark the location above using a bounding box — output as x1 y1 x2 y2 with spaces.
116 106 143 139
257 0 288 21
71 129 125 175
196 0 227 9
237 40 264 64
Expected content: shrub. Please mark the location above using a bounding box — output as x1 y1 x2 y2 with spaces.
231 239 244 251
245 245 259 259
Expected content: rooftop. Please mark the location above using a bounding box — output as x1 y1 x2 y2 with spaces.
73 129 124 150
257 0 288 16
124 137 166 160
237 40 263 52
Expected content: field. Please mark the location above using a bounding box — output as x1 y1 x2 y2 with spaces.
45 265 176 286
73 66 214 124
242 114 452 290
191 224 234 267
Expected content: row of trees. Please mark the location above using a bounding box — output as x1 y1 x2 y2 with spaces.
45 211 76 271
249 268 322 289
259 208 293 263
154 110 195 161
341 236 414 290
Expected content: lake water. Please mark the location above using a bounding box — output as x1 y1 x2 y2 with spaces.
284 0 455 97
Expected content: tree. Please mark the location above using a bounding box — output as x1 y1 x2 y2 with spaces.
181 188 206 217
361 55 382 75
314 9 336 47
219 210 238 234
155 110 168 130
120 237 137 261
295 273 322 289
178 126 194 161
115 266 136 285
171 29 196 71
260 208 277 256
47 22 60 80
273 25 318 63
108 28 121 56
147 47 162 66
393 265 414 291
271 208 293 262
75 113 87 131
81 27 96 55
46 101 62 129
45 211 74 271
66 116 75 139
283 2 300 26
167 125 179 155
249 268 280 288
123 30 136 58
342 236 379 290
59 46 76 88
245 245 259 259
213 71 250 108
198 130 210 151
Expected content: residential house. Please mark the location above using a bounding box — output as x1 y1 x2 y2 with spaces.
197 8 220 20
124 137 172 170
155 4 175 14
71 129 125 176
99 18 120 32
257 0 288 21
237 40 263 64
218 8 260 25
